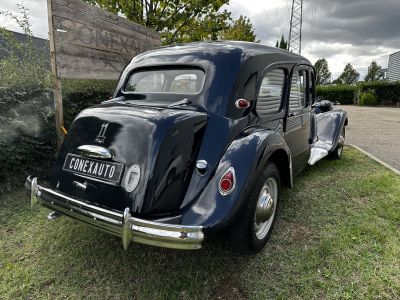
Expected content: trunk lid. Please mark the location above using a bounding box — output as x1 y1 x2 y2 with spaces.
51 102 207 214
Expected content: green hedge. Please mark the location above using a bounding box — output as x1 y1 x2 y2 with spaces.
316 85 357 104
355 81 400 106
0 80 116 194
317 81 400 106
62 79 116 127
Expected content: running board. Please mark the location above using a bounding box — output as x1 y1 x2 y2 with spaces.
308 147 329 165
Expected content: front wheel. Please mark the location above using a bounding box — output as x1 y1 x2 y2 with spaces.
229 162 281 253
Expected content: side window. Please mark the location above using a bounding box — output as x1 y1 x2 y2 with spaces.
289 69 308 109
257 68 286 116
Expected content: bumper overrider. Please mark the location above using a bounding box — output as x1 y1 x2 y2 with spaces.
25 176 204 250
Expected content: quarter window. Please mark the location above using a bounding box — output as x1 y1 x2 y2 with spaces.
289 70 307 109
257 69 285 115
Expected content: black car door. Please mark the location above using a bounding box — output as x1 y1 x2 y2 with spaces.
284 66 312 176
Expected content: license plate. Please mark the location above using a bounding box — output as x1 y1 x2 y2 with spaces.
63 154 124 184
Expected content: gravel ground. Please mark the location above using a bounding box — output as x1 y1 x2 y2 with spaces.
341 105 400 171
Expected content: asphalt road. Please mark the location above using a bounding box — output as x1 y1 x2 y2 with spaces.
342 105 400 171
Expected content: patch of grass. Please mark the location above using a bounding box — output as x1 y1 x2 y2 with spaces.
1 147 399 299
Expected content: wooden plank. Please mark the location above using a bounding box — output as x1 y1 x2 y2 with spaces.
51 10 149 45
55 42 131 63
50 0 160 80
52 0 160 40
56 54 126 71
53 17 149 56
57 66 121 80
54 31 140 58
48 0 64 148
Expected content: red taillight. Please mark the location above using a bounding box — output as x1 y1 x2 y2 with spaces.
235 99 250 109
219 167 236 195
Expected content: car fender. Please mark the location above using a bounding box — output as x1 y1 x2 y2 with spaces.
180 127 291 232
309 109 348 165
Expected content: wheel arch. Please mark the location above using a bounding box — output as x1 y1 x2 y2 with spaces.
180 128 292 232
266 149 292 188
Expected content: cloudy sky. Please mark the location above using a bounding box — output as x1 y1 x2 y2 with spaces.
1 0 399 78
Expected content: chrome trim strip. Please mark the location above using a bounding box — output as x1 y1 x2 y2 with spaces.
26 177 204 250
76 145 113 159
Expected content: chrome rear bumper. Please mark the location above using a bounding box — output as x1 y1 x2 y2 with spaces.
25 177 204 250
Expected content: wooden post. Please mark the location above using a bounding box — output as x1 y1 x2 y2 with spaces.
47 0 64 149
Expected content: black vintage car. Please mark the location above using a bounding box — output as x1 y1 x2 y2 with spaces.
26 41 347 253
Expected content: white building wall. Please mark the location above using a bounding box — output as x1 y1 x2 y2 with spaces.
388 51 400 81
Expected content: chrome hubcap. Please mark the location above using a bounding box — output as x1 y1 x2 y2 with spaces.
254 177 278 240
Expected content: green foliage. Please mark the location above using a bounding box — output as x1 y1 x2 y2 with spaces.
317 81 400 106
0 80 116 193
316 85 357 104
83 0 231 44
0 5 50 90
359 92 378 106
62 79 116 128
275 35 288 50
338 63 360 84
0 88 56 192
356 81 400 106
220 15 257 42
0 4 117 192
314 58 331 85
364 61 383 82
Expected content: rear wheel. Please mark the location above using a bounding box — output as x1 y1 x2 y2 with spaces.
229 162 281 253
329 127 345 159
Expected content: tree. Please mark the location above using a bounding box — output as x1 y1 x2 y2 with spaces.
275 35 288 50
332 78 343 85
364 61 383 82
220 15 257 42
338 63 360 84
314 58 331 85
83 0 231 44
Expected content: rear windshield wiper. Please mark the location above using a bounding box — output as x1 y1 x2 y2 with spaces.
167 98 192 108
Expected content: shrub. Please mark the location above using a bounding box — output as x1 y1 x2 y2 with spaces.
317 82 400 106
62 79 116 127
0 5 118 193
0 81 116 194
316 85 357 104
359 92 378 106
0 87 56 193
355 81 400 106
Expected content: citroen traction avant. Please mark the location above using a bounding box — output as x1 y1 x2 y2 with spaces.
26 42 347 253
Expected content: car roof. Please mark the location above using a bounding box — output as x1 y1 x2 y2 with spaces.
133 40 311 65
116 41 312 116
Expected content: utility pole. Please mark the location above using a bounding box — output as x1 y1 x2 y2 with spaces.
288 0 303 55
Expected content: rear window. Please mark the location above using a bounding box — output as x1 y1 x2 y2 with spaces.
124 69 205 94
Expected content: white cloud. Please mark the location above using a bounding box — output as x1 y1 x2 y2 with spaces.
2 0 398 80
0 0 48 38
224 0 398 79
